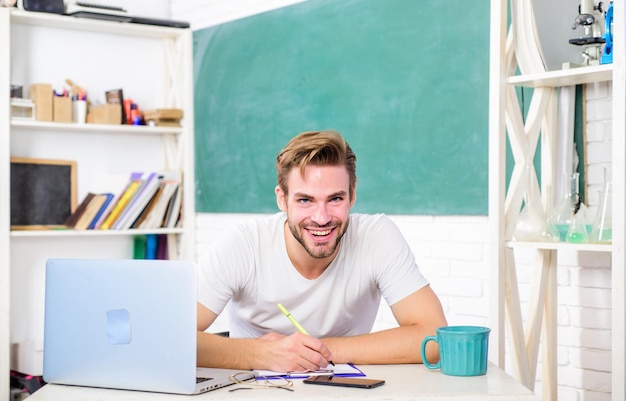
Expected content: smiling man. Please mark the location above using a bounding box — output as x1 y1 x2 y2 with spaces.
196 130 447 372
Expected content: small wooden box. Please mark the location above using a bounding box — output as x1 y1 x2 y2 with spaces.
10 99 35 120
53 96 72 123
87 104 122 125
29 83 53 122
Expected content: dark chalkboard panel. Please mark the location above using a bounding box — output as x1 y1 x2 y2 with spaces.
11 158 77 229
193 0 490 215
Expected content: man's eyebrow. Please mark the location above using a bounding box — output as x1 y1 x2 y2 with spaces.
293 190 348 200
327 190 348 199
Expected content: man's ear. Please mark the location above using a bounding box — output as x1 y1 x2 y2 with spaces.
275 185 287 212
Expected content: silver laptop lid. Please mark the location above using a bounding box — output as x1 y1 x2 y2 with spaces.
43 258 199 394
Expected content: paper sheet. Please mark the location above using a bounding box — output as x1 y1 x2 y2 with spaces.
254 363 365 379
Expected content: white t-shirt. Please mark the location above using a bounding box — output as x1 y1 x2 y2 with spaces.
198 213 429 338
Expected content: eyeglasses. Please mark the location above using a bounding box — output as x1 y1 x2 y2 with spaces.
229 372 294 392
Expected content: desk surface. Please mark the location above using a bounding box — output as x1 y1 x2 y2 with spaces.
28 363 539 401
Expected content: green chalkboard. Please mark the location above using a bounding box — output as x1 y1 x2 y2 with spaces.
193 0 490 215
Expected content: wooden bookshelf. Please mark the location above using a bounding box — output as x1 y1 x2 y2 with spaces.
0 8 195 394
488 1 624 400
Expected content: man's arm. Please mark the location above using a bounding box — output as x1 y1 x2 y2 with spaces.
321 285 447 364
196 303 334 371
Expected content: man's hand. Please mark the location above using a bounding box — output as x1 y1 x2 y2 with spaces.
257 331 333 372
198 304 328 370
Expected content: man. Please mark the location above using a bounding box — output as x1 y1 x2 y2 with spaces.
197 130 447 372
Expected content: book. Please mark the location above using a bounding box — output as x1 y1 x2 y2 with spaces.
74 194 110 230
142 109 183 120
87 193 115 229
112 172 161 230
148 120 182 127
156 234 168 260
139 181 178 228
165 181 183 228
91 192 119 229
138 171 180 229
130 185 162 229
133 235 147 259
161 170 183 228
145 234 158 259
138 181 178 229
99 172 143 230
64 193 96 228
143 108 183 127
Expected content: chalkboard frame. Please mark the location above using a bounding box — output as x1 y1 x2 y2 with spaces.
10 157 77 230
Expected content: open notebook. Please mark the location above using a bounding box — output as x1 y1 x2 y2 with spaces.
254 363 365 379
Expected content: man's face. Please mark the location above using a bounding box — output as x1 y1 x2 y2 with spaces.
276 165 355 260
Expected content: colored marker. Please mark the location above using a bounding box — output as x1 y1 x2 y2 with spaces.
277 303 334 366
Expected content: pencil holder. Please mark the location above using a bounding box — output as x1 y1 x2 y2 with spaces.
53 97 72 123
72 100 87 124
29 83 53 122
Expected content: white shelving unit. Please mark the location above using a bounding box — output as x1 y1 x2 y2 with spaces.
489 1 624 401
0 8 196 397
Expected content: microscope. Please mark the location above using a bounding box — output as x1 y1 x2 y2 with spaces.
569 0 606 65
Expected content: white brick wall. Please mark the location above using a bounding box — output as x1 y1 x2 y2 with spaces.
585 82 613 212
176 2 614 400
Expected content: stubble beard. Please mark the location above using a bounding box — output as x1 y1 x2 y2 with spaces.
287 218 349 259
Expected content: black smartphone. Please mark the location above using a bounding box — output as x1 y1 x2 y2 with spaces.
303 375 385 389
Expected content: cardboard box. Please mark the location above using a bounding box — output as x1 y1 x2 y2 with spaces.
29 83 53 122
87 104 122 125
53 96 72 123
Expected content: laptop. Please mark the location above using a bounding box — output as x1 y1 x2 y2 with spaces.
43 258 255 394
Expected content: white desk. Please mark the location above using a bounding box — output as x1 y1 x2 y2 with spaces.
27 363 539 401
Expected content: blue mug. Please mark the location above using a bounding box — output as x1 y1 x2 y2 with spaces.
421 326 490 376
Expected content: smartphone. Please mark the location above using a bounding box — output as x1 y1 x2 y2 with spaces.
303 375 385 389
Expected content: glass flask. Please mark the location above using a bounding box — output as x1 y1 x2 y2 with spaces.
549 172 590 242
540 186 560 242
514 199 546 241
565 192 589 243
590 171 612 244
514 166 553 241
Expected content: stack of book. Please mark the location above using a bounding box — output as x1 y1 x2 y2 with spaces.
143 109 183 127
65 170 182 230
133 234 177 260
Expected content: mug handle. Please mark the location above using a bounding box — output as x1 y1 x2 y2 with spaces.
421 335 440 369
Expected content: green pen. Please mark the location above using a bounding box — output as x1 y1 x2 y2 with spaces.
277 303 335 366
